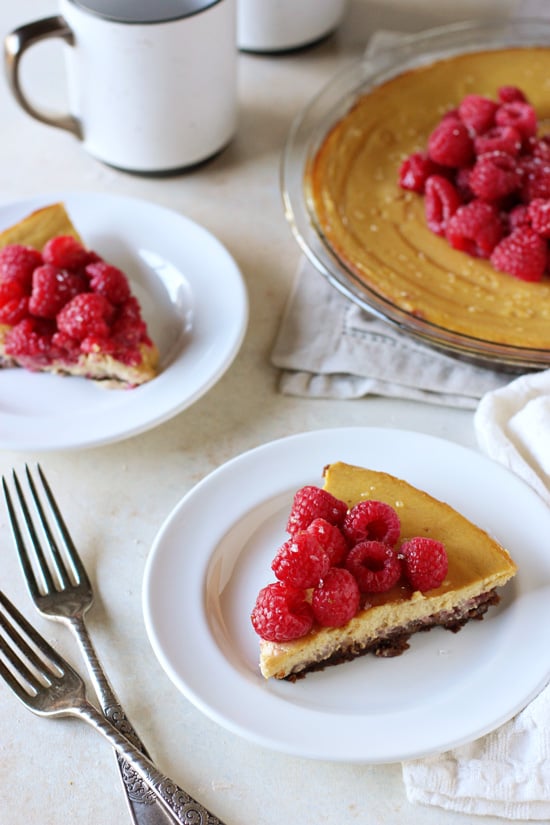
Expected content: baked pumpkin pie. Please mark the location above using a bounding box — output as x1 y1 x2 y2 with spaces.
253 462 517 680
0 203 158 387
307 47 550 350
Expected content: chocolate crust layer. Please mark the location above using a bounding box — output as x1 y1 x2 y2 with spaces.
285 589 500 681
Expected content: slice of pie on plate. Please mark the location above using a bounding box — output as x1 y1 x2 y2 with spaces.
253 462 517 680
0 202 158 387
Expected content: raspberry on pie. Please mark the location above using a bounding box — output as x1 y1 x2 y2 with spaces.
490 226 547 282
0 203 158 386
311 568 360 628
251 582 314 643
345 540 402 593
427 119 474 168
446 200 504 258
271 532 331 589
457 94 498 135
424 176 461 236
286 485 347 535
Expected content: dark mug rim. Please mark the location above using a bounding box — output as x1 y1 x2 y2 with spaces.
65 0 225 24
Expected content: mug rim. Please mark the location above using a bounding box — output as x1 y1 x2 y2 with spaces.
64 0 225 25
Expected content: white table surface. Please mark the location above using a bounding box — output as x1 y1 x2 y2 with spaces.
0 1 534 823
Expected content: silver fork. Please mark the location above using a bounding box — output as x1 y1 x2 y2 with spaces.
0 589 225 825
2 466 216 825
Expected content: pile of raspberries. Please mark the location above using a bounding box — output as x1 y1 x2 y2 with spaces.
251 485 448 643
0 236 150 367
398 85 550 282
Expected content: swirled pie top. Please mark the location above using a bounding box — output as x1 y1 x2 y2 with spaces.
307 47 550 349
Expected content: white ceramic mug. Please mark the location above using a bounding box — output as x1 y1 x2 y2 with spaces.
4 0 237 173
237 0 348 53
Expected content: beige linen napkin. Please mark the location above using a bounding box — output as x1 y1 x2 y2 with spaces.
272 258 512 408
402 369 550 820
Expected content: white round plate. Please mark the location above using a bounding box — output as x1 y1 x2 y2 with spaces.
0 192 248 451
143 427 550 763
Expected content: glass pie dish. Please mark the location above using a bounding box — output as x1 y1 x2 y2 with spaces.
281 18 550 370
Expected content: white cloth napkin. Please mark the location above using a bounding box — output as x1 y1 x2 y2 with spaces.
402 369 550 820
272 258 513 408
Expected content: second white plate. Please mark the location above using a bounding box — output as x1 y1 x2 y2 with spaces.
143 427 550 763
0 192 248 451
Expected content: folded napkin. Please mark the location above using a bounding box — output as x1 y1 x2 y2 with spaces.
272 258 513 408
402 369 550 820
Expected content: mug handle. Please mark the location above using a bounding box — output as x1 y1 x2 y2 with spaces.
4 16 82 138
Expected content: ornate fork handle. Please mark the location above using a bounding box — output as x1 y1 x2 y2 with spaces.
68 613 161 806
78 700 226 825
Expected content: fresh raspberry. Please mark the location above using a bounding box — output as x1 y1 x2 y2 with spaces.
0 277 26 306
507 203 531 232
531 136 550 162
400 537 448 592
78 334 118 357
4 317 59 366
520 156 550 202
305 518 348 566
0 275 30 325
454 166 474 202
399 152 444 193
271 532 330 589
87 261 131 304
250 582 313 642
424 175 461 236
469 152 521 201
311 568 360 628
342 499 400 547
457 94 498 135
0 294 29 325
286 485 347 535
42 235 89 270
490 226 547 282
110 296 148 346
427 118 474 168
0 244 42 290
446 200 503 258
345 540 402 593
56 292 115 341
51 329 85 360
28 264 87 319
473 125 522 158
441 107 460 122
527 198 550 238
495 101 537 141
498 85 527 104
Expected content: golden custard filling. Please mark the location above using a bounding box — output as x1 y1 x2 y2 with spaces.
307 47 550 348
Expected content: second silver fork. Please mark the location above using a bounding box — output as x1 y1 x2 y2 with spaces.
2 465 175 825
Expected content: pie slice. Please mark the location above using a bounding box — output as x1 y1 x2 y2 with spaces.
0 203 158 387
255 462 517 680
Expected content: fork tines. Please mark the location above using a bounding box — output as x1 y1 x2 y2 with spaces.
3 465 85 597
0 590 63 699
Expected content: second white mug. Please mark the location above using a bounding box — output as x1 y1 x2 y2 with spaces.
237 0 348 53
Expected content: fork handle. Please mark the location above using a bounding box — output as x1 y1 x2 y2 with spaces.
69 616 143 740
77 699 226 825
68 616 182 823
